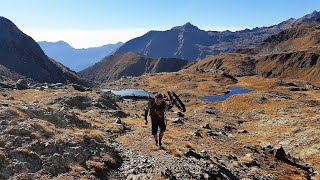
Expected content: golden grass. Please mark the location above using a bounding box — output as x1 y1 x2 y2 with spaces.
84 129 105 142
86 160 105 170
2 66 318 179
229 161 241 168
100 152 117 165
5 107 25 119
185 141 198 150
31 122 55 136
0 150 6 159
67 161 86 172
166 146 183 157
239 156 254 164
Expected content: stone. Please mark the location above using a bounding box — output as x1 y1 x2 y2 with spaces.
205 110 216 115
8 123 34 137
193 130 202 137
10 148 42 172
6 97 15 100
237 129 248 133
70 84 89 92
185 150 203 159
161 168 177 180
115 118 122 124
0 81 14 88
43 153 69 176
274 146 287 161
224 125 234 131
16 79 29 90
288 87 308 91
106 110 128 118
202 123 210 129
172 118 184 124
63 95 92 110
0 103 9 107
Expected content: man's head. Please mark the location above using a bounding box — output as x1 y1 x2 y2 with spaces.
155 93 163 105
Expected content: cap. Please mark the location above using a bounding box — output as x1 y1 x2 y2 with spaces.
155 93 163 99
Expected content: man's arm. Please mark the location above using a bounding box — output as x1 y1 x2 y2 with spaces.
144 101 152 124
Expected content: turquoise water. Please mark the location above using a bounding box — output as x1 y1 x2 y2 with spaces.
200 87 252 102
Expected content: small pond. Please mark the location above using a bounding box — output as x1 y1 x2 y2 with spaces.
200 87 252 102
102 89 153 97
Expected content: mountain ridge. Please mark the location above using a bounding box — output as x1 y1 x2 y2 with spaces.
115 10 320 60
79 52 192 82
189 21 320 85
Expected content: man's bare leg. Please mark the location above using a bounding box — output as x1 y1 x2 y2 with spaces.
159 131 164 147
154 134 158 145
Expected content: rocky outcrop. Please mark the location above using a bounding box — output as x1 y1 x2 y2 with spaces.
0 88 126 179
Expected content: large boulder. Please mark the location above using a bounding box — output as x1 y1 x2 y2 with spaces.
63 95 92 110
15 79 28 90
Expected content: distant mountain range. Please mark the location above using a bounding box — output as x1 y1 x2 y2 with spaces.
115 11 320 60
1 10 320 86
0 16 86 84
190 20 320 86
38 41 123 71
79 52 191 82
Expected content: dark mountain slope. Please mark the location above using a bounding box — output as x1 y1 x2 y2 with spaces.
79 52 191 82
0 16 86 85
189 20 320 85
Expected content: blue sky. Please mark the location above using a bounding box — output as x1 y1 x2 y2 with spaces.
1 0 319 48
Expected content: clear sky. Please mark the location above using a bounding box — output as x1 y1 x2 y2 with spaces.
1 0 319 48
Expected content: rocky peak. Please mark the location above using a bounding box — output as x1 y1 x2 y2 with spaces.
0 16 23 38
294 10 320 25
171 22 202 32
308 10 320 18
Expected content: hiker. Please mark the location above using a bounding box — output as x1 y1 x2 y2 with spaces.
144 93 173 148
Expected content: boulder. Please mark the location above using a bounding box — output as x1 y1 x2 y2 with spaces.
10 148 42 172
185 150 203 159
115 118 122 125
63 95 92 110
274 146 287 161
202 123 210 129
0 81 14 88
16 79 28 90
192 130 202 137
70 84 90 92
288 87 308 91
172 118 184 124
7 123 34 137
43 153 70 176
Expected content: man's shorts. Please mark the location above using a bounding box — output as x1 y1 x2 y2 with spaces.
151 117 166 135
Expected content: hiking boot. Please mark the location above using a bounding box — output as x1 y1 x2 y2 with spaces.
155 140 158 146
